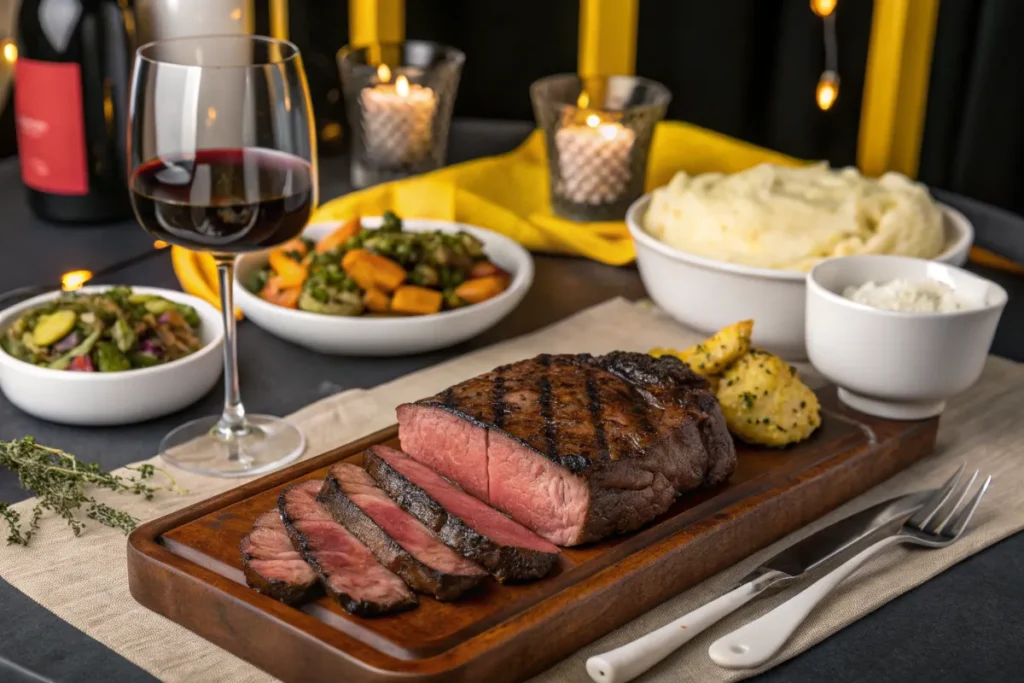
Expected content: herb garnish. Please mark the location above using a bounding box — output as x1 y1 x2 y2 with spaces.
0 438 185 546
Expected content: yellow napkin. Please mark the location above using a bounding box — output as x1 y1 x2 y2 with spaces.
313 122 800 266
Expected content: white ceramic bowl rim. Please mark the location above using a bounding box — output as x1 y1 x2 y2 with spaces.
625 193 974 282
806 254 1009 320
0 285 224 382
234 218 534 327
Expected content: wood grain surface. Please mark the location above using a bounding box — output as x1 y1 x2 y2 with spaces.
127 387 938 683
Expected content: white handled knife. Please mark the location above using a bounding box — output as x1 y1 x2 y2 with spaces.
585 489 933 683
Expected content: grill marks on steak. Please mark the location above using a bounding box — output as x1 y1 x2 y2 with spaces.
319 464 487 601
398 352 737 546
365 445 560 583
278 480 417 616
240 510 319 605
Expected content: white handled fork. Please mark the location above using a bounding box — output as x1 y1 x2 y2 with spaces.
709 465 991 669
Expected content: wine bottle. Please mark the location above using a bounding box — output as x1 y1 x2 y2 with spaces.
14 0 134 224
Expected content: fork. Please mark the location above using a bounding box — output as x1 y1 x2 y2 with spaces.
709 464 991 669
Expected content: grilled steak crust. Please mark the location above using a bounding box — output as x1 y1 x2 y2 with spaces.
279 480 417 616
397 352 736 546
240 510 319 605
318 464 487 601
365 445 560 583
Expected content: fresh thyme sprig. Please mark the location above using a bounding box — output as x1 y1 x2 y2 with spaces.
0 437 186 546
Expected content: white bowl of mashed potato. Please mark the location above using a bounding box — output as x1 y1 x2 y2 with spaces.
627 162 973 359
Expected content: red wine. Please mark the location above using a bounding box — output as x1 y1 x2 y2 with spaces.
15 0 133 224
129 149 314 253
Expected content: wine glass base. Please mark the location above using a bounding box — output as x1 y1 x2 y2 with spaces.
159 414 306 478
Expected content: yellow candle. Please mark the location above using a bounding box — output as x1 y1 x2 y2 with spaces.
554 113 635 205
360 64 437 167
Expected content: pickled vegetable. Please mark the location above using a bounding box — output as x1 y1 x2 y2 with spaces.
31 310 77 347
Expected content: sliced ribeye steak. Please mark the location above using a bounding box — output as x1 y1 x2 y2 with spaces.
397 352 736 546
318 464 487 601
278 480 417 616
365 445 560 583
240 510 319 605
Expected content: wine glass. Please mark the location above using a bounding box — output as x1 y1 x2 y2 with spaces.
128 36 317 477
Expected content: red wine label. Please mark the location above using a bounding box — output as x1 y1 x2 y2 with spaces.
14 58 88 195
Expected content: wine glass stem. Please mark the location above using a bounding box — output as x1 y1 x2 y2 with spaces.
214 255 247 436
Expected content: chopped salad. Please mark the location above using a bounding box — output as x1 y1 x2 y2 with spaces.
1 287 204 372
247 212 511 316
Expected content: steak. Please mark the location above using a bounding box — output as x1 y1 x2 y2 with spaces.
397 352 736 546
318 464 487 601
240 510 319 605
365 445 560 583
278 480 417 616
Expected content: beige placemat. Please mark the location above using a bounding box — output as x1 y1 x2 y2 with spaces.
0 298 1021 683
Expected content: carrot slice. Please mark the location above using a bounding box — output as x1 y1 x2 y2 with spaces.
259 276 301 309
277 238 309 257
342 249 407 292
469 261 505 278
316 218 361 254
363 287 391 313
454 275 508 304
346 258 377 292
391 285 443 315
268 249 309 288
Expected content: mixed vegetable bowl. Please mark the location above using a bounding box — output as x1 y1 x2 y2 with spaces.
0 287 204 372
246 211 512 316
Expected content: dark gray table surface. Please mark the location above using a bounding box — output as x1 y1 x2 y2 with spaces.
0 119 1021 683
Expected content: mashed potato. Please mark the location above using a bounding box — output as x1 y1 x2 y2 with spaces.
643 162 946 272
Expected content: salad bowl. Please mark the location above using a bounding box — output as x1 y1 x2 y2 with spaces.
0 286 223 426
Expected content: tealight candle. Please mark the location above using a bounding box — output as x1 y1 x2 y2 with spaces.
359 64 438 168
554 112 636 206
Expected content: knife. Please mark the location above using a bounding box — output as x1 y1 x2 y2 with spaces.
584 489 933 683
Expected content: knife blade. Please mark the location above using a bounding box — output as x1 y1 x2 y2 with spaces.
737 487 933 585
586 489 933 683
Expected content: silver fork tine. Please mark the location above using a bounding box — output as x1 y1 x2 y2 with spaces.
930 470 979 535
945 475 992 538
907 463 966 530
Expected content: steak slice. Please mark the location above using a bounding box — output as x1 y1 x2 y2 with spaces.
278 480 417 616
397 352 736 546
365 445 560 583
318 464 487 601
240 510 319 604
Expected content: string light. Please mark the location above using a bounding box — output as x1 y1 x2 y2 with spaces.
815 2 839 110
816 71 840 110
61 270 93 291
1 39 16 64
810 0 837 18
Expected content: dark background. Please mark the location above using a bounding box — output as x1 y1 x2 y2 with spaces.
2 0 1020 218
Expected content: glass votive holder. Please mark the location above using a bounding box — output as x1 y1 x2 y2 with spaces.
338 41 465 189
531 74 671 222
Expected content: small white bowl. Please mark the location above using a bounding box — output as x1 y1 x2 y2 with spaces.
626 194 974 360
0 286 224 426
806 255 1007 419
234 218 534 356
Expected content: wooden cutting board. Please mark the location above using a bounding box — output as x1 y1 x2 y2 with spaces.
127 387 938 683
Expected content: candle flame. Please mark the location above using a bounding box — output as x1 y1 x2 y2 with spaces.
577 92 590 109
377 64 391 83
61 270 93 292
810 0 837 17
585 113 601 128
396 75 410 97
816 71 839 110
